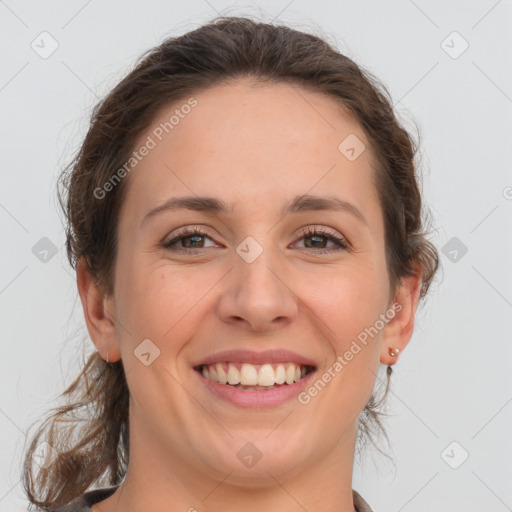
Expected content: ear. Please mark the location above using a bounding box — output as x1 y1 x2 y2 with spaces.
76 257 121 363
380 263 423 366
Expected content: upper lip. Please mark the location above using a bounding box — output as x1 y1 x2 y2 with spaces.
192 349 317 368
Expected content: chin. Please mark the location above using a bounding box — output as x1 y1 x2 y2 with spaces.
199 434 314 482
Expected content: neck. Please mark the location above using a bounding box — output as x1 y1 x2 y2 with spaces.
96 411 359 512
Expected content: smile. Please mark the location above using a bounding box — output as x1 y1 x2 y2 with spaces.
195 362 315 389
193 361 318 407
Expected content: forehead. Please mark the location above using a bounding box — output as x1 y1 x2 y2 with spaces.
121 79 380 226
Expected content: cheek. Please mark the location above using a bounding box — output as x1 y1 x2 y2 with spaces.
115 260 214 347
301 262 388 346
290 269 387 426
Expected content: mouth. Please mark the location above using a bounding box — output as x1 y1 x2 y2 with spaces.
191 348 319 407
193 362 316 391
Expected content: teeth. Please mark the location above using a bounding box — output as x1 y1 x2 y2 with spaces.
227 364 240 385
216 363 228 384
275 364 286 384
200 361 310 387
285 364 295 385
258 364 275 386
240 364 258 385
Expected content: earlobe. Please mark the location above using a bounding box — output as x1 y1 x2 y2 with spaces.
76 257 121 362
381 265 423 366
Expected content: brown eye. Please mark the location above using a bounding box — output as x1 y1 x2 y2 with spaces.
294 227 349 253
162 226 349 255
162 228 216 253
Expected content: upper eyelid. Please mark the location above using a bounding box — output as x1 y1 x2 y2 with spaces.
165 224 343 239
163 225 349 247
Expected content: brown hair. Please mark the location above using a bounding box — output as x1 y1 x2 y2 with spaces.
21 15 439 509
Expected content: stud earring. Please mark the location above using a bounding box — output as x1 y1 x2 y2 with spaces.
388 347 400 357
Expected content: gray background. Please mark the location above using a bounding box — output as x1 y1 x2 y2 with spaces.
1 1 511 511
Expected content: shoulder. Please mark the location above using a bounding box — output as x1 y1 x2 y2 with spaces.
44 486 119 512
353 489 375 512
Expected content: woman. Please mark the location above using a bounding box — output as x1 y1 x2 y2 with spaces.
22 15 439 512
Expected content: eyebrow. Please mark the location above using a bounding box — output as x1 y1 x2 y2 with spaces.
140 194 367 227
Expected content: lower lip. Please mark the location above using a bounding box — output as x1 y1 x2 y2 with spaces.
194 367 316 408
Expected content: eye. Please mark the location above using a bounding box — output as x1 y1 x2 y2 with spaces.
161 226 217 254
161 225 350 255
292 226 350 254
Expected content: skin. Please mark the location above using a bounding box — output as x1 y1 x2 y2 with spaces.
78 79 422 512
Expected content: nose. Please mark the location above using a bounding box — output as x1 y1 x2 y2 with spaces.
216 247 298 332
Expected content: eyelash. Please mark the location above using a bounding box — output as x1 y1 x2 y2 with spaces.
161 226 350 255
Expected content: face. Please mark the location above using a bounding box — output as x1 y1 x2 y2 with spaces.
88 79 411 485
